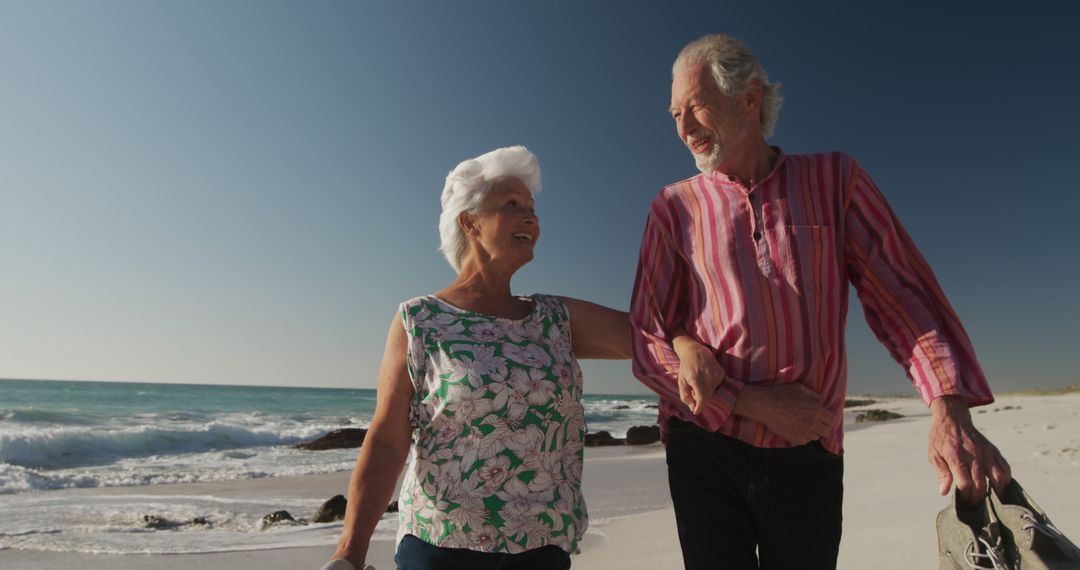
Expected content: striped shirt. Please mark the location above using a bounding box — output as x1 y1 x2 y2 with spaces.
629 149 993 454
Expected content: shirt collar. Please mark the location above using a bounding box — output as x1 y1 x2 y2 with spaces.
704 146 786 191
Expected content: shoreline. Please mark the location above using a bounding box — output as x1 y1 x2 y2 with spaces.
3 393 1078 569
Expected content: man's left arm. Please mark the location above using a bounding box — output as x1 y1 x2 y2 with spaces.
843 159 1011 503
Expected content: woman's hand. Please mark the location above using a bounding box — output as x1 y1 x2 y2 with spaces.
320 557 361 570
324 550 364 570
671 330 724 415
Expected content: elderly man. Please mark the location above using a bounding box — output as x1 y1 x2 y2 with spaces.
629 34 1011 569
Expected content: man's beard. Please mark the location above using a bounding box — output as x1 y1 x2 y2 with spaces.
691 114 748 174
693 139 725 173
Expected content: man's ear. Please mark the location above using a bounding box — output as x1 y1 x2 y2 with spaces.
743 80 764 112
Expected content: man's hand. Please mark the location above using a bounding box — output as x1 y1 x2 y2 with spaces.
928 396 1012 506
734 383 834 445
672 339 725 415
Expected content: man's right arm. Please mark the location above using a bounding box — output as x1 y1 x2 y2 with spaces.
629 203 744 425
733 384 834 446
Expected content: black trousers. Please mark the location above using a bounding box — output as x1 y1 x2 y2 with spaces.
665 418 844 570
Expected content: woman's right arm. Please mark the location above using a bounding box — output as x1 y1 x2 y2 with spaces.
328 314 415 568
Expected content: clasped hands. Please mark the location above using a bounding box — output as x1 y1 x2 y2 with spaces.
672 339 833 446
673 341 1011 505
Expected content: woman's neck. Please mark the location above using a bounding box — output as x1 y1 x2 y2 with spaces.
436 261 529 319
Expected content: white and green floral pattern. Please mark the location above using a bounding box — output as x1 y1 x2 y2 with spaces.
396 294 587 554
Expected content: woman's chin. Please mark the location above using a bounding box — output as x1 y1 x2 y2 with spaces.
512 251 535 268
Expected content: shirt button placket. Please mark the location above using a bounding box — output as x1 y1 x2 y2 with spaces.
748 190 775 278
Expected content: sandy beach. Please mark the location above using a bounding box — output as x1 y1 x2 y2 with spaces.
3 392 1078 569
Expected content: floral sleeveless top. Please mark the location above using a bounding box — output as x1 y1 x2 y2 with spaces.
396 294 587 554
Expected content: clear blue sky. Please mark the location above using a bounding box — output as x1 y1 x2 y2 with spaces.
2 1 1077 394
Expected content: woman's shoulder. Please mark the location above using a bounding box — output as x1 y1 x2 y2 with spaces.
527 293 572 318
398 295 443 320
525 292 555 305
400 294 437 308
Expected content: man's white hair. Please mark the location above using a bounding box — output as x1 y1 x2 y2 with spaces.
673 34 783 139
438 145 541 273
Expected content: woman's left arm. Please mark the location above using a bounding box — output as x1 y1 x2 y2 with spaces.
558 297 630 359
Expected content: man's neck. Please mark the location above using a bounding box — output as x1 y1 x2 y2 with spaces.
715 141 777 187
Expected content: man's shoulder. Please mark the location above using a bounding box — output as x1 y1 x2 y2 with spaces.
656 173 706 201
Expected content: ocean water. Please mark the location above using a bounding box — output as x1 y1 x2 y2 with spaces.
0 378 659 554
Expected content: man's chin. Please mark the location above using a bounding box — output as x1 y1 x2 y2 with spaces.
694 152 723 174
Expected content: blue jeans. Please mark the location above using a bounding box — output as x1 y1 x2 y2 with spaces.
394 535 571 570
665 417 844 570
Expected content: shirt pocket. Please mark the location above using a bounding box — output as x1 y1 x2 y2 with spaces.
777 225 842 295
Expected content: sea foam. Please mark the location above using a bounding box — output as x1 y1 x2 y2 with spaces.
0 419 345 470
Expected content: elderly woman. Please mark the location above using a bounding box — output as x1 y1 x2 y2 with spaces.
323 146 631 570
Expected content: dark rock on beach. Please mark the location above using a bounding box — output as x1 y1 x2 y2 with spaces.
854 409 903 423
314 495 348 523
311 496 397 522
585 431 624 447
625 425 661 445
586 425 663 447
844 398 877 408
261 510 298 529
143 514 211 530
143 515 175 530
295 428 368 450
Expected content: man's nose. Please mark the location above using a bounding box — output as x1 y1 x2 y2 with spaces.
676 114 697 139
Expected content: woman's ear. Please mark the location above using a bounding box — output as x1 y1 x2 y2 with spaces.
458 211 480 237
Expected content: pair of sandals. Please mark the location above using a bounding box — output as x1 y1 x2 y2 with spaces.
936 478 1080 569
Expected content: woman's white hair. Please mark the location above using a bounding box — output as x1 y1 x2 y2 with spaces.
673 34 783 139
438 145 541 273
